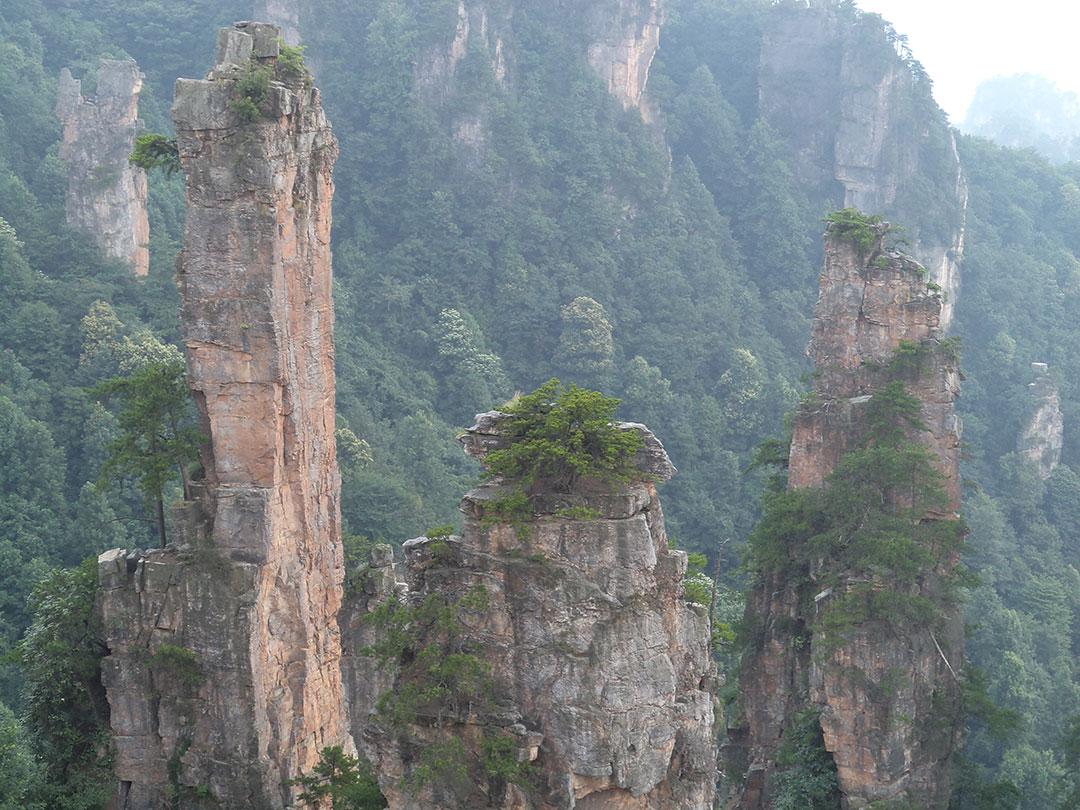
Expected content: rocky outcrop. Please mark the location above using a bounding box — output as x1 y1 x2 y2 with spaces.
735 224 963 809
1018 362 1063 479
585 0 664 122
345 414 716 809
56 59 150 276
758 1 967 329
97 23 348 808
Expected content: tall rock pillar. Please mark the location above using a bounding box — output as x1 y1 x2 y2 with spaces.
344 414 716 809
97 22 347 808
735 222 963 809
56 59 150 276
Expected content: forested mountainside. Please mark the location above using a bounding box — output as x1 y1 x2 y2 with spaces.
0 0 1076 807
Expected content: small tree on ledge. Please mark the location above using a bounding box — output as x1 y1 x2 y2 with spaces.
482 379 642 494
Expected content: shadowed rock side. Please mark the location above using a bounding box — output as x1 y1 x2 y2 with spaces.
734 225 963 809
1018 362 1063 480
97 22 348 808
758 1 967 330
56 59 150 276
343 415 716 809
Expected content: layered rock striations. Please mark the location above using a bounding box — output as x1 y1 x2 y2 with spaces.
1018 362 1063 479
735 223 963 809
345 413 716 809
97 23 348 808
758 1 967 329
56 58 150 276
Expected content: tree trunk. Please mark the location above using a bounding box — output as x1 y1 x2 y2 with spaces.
156 494 167 548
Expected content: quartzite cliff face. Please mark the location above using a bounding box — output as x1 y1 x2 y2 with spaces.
758 0 967 329
56 58 150 276
344 414 716 809
97 23 347 807
735 224 963 809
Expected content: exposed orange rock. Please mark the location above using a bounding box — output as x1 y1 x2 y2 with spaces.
735 224 963 809
97 22 348 808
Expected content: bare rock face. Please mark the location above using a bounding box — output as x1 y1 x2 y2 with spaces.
345 416 716 809
735 225 963 809
1018 362 1063 479
56 59 150 276
585 0 664 122
758 2 967 329
97 23 348 808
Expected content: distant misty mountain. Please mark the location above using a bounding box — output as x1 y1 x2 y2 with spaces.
963 74 1080 163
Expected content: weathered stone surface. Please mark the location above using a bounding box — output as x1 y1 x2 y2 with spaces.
98 23 348 808
56 59 149 276
735 226 963 809
758 2 967 330
585 0 664 122
1018 362 1063 479
347 420 715 809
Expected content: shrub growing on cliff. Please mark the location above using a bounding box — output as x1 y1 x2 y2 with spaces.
746 346 967 644
230 61 272 123
129 133 180 176
825 208 886 255
483 379 642 493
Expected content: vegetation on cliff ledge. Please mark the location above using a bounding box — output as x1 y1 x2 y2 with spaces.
483 379 643 493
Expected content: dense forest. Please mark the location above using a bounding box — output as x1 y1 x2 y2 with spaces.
0 0 1076 807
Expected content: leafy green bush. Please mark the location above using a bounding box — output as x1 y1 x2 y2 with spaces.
289 746 387 809
483 379 642 493
277 42 308 82
129 133 180 176
230 62 272 123
825 208 886 255
771 708 841 810
149 644 204 689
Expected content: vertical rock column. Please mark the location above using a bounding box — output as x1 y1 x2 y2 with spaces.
97 22 347 808
585 0 664 122
736 224 963 809
56 59 150 276
344 415 716 809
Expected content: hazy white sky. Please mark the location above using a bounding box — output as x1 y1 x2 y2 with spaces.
853 0 1080 123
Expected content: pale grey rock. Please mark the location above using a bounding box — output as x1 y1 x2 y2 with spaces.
347 420 715 809
55 59 149 275
1019 362 1063 479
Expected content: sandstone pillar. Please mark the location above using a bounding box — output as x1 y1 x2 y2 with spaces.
97 22 347 808
344 414 717 809
56 59 150 276
736 223 963 808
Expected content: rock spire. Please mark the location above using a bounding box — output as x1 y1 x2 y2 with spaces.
343 413 716 809
97 22 347 808
56 58 150 276
734 222 963 809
